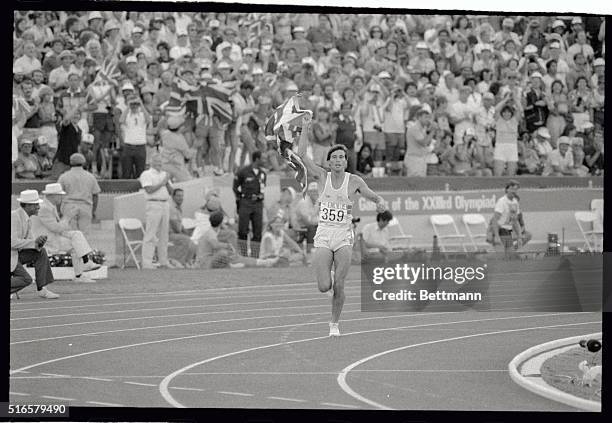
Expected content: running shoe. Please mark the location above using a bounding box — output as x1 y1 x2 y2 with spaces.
329 322 340 337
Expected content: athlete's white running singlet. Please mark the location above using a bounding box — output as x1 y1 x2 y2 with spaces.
313 172 355 251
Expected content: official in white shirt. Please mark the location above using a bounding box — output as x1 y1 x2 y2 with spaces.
139 153 173 269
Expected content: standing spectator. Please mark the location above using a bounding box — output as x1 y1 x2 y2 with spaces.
57 153 101 233
493 92 523 176
449 85 478 145
78 133 96 172
334 102 358 174
51 108 82 179
311 107 335 168
294 182 320 253
31 183 101 283
523 72 549 132
48 50 78 95
11 190 58 299
356 85 384 162
404 108 435 177
168 188 197 268
139 153 173 269
381 85 408 162
14 41 42 75
568 76 594 129
37 86 59 158
160 115 195 182
231 81 258 171
120 96 150 179
233 150 267 258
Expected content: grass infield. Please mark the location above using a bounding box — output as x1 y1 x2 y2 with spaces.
540 347 602 402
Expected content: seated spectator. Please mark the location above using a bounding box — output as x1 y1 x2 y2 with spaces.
11 190 59 299
31 183 101 283
361 210 407 263
260 215 306 266
168 188 197 268
14 138 41 179
34 135 53 178
267 186 297 231
570 137 591 176
583 125 604 175
517 132 542 175
543 136 574 175
356 143 374 177
310 107 334 168
195 211 277 269
533 126 554 163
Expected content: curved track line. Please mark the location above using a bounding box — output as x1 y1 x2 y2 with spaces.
157 312 595 408
336 321 601 410
9 311 460 375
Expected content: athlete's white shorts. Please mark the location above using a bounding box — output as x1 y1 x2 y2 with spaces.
314 226 354 252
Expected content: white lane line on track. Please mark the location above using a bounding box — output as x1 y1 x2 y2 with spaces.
80 376 113 382
218 391 254 397
9 392 30 396
10 311 598 378
321 402 359 409
171 386 206 392
337 320 601 410
86 401 124 407
40 395 75 401
10 296 362 331
266 396 308 403
9 290 361 321
40 372 69 377
157 312 599 408
124 382 157 387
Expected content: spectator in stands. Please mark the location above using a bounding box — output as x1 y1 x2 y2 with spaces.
311 106 334 168
381 84 408 162
34 135 53 178
78 133 96 172
160 115 195 182
570 137 590 177
543 136 574 176
168 188 197 268
493 92 522 176
57 153 101 233
14 138 41 179
51 107 82 179
568 76 594 129
11 190 59 299
356 143 374 177
405 108 435 177
120 95 150 179
356 85 384 162
334 101 358 173
32 183 101 283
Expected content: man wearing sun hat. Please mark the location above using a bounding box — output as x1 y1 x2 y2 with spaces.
57 153 101 234
11 190 58 299
31 183 101 283
48 50 78 94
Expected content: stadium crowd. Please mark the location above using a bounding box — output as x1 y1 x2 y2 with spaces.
12 11 605 182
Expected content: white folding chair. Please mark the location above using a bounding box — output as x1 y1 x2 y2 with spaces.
462 214 490 252
575 211 603 253
387 217 413 251
430 214 467 255
118 218 145 269
590 199 603 233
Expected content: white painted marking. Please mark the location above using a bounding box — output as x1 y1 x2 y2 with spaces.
157 312 598 408
218 391 254 397
336 320 601 410
40 372 69 377
267 396 307 403
320 402 359 409
10 291 361 321
9 392 30 396
86 401 124 407
171 386 206 392
41 395 75 401
11 299 362 331
124 381 157 387
81 376 113 382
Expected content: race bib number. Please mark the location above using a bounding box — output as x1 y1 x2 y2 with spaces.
319 204 347 223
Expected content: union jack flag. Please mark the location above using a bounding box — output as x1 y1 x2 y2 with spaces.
162 78 233 125
264 95 313 196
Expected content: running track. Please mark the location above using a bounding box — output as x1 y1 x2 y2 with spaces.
9 270 601 411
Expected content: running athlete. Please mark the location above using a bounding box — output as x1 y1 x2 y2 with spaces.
297 113 386 337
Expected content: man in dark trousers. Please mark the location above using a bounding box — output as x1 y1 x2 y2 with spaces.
335 101 358 174
233 151 267 258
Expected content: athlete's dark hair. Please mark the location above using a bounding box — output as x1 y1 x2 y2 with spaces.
326 144 348 161
376 210 393 222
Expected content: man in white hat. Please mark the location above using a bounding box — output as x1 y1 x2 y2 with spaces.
31 183 101 283
78 133 95 172
409 41 435 74
139 153 173 269
48 50 78 94
591 57 605 87
543 136 574 176
11 190 59 299
57 153 101 234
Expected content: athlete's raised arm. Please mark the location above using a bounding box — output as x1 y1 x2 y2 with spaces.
297 114 327 182
351 174 387 213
